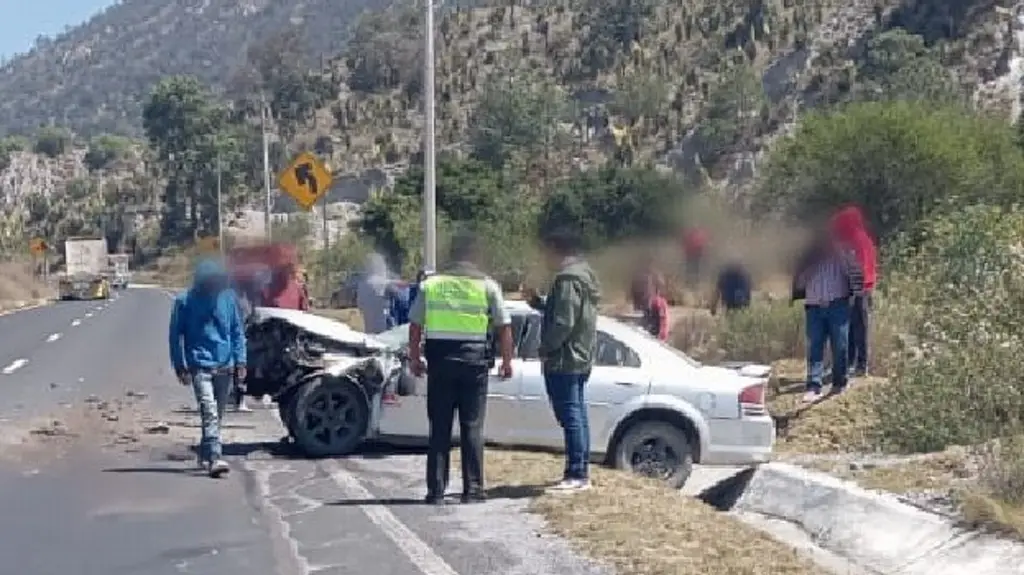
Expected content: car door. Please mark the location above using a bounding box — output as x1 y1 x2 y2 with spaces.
514 325 650 450
583 332 651 448
376 314 527 444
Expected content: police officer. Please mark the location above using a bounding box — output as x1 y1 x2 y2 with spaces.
408 232 514 504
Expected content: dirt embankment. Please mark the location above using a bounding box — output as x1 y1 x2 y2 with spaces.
0 261 52 310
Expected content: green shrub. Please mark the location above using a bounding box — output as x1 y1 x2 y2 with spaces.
876 206 1024 453
716 302 805 364
33 126 72 158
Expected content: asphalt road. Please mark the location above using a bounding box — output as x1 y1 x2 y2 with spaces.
0 287 609 575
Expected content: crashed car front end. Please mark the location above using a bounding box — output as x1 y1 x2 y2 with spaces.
243 307 405 457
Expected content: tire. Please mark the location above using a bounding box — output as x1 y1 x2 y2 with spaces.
277 390 299 438
613 420 695 489
288 376 369 458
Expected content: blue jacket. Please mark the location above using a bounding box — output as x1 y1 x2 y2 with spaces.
389 284 411 326
169 259 247 373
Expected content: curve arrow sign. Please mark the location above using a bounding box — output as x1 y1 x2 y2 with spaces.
294 162 318 198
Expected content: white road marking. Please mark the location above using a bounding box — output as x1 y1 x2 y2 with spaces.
84 312 93 318
46 333 61 343
264 410 458 575
2 359 28 374
71 319 82 327
324 461 460 575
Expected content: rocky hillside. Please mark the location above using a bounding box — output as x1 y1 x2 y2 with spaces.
0 0 392 137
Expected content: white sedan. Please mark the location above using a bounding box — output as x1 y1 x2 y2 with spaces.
246 301 775 487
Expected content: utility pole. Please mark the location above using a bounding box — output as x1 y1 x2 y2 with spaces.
261 95 273 243
216 156 224 259
423 0 437 271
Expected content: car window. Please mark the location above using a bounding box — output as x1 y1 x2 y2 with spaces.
595 331 641 368
375 324 410 350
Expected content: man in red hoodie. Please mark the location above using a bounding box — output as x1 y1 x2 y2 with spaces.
830 205 877 377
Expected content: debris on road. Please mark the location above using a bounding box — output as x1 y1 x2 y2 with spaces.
145 423 170 435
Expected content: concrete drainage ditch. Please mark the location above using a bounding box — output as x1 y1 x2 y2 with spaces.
691 463 1024 575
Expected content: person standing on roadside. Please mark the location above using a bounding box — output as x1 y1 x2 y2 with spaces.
357 253 393 334
408 232 514 505
525 229 602 493
830 205 877 377
169 258 247 478
643 275 670 341
791 225 864 404
681 227 709 287
711 261 753 316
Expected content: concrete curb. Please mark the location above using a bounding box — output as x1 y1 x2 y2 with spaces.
728 463 1024 574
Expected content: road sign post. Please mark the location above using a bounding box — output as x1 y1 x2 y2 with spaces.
278 152 333 211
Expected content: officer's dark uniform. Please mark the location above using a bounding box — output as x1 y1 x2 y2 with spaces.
409 261 510 503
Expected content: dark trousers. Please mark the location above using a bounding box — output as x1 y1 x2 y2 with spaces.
805 300 850 392
848 293 871 374
544 372 591 480
426 360 488 497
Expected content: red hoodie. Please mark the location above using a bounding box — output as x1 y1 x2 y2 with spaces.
830 205 878 290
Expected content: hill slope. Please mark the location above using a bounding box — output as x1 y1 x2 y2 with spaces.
0 0 390 137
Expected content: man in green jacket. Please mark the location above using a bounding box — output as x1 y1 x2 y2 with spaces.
525 229 602 493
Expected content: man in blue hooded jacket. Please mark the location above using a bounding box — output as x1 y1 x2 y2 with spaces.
169 258 247 478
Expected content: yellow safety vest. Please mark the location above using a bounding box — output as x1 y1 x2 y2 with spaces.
421 274 489 341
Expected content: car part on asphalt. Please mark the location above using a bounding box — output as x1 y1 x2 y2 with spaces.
614 420 695 489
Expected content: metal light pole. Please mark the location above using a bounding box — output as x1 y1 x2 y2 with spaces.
261 96 273 242
422 0 437 271
216 156 224 259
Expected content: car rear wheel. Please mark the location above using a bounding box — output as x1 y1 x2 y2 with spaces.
288 376 369 458
613 420 694 489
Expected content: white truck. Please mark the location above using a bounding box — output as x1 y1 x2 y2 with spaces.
58 237 111 300
108 254 131 289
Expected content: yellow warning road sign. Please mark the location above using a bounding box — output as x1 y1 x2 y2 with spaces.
29 237 47 256
278 152 333 211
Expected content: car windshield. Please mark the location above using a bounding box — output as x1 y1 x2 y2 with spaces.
374 324 410 351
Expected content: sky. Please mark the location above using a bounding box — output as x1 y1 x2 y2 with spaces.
0 0 116 59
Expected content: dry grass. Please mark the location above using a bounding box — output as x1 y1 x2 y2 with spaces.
767 359 881 454
456 449 825 575
0 260 52 308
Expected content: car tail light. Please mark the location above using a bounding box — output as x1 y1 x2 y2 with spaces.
739 382 767 416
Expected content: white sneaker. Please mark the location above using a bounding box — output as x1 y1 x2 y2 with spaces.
801 390 822 404
209 460 230 478
546 479 591 493
236 400 252 412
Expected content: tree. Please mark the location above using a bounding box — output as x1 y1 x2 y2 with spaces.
33 126 72 158
469 78 565 171
84 134 133 171
359 156 536 276
143 75 243 244
0 136 26 171
540 163 690 249
345 7 422 97
855 29 963 105
694 64 767 170
757 101 1024 242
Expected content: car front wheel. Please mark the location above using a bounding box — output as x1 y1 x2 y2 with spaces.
288 376 369 458
613 420 695 489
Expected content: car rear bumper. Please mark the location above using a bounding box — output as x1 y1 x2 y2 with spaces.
699 414 775 465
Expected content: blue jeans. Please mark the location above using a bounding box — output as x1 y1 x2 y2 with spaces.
544 372 591 480
805 300 851 392
192 370 232 463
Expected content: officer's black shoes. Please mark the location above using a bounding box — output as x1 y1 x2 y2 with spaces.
424 493 446 505
460 491 486 504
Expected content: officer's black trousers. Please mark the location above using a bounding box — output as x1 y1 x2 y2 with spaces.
425 360 488 497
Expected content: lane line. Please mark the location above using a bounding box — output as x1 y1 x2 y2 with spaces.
84 312 93 318
2 359 28 374
71 319 82 327
266 410 458 575
46 333 61 343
